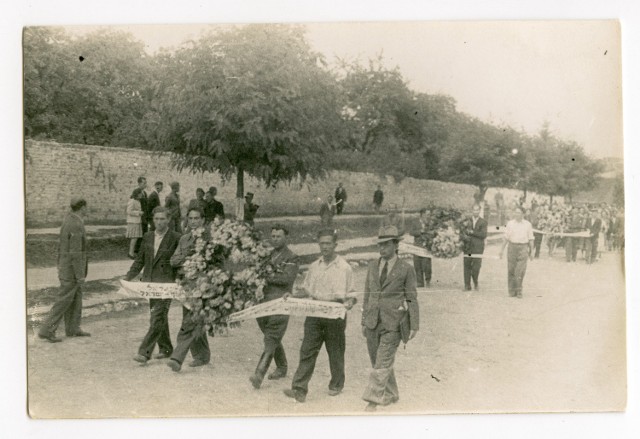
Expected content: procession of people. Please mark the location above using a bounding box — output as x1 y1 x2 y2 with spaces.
35 177 623 412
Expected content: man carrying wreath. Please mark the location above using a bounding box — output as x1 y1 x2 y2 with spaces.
249 224 299 389
166 206 211 372
361 225 419 412
283 229 356 403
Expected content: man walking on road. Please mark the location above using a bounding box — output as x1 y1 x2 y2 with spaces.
410 208 432 288
500 206 534 298
361 225 419 412
166 207 211 372
463 204 488 291
283 229 356 403
125 207 181 363
38 198 91 342
249 224 299 389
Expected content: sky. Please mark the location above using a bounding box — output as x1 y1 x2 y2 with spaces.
65 21 623 159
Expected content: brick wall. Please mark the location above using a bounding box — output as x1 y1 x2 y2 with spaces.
24 140 544 226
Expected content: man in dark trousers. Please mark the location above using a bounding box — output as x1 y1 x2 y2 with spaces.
283 229 356 403
126 207 181 363
334 182 347 215
373 185 384 213
204 186 225 223
147 181 163 231
463 204 488 291
166 207 211 372
165 181 182 233
361 225 419 412
243 192 259 226
410 208 432 288
38 198 91 342
249 224 299 389
587 209 603 264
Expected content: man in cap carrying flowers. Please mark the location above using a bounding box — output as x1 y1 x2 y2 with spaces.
361 225 420 412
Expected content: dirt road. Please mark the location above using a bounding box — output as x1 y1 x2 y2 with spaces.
27 246 625 418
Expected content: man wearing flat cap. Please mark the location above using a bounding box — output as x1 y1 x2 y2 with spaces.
38 197 91 342
361 225 419 412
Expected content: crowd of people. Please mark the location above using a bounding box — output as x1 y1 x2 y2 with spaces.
35 176 624 413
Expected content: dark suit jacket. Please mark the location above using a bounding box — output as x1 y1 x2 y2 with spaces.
362 258 419 333
147 191 161 221
319 202 335 220
263 246 299 302
125 230 181 282
464 216 488 254
139 191 148 225
165 192 181 223
334 187 347 202
590 218 602 238
58 213 88 281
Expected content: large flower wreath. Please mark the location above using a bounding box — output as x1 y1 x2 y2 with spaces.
415 207 472 258
179 219 275 335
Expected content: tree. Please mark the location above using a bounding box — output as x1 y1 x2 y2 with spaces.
148 24 347 216
438 114 524 202
24 27 153 147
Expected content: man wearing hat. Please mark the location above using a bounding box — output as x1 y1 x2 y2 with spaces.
38 198 91 342
243 192 259 226
361 225 419 412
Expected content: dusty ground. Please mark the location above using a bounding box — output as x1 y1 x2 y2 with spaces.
27 244 626 418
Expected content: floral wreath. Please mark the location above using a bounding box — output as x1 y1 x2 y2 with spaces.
179 219 275 334
414 207 472 258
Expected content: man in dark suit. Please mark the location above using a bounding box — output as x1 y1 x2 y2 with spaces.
204 186 225 223
334 182 347 215
165 181 182 233
166 207 211 372
361 225 419 412
38 198 91 342
463 204 488 291
147 181 163 231
243 192 259 226
125 207 181 363
587 209 603 264
249 224 299 389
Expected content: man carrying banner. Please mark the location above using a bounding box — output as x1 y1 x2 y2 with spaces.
166 207 211 372
283 229 356 403
499 206 534 298
249 224 299 389
361 225 419 412
125 207 181 363
463 204 488 291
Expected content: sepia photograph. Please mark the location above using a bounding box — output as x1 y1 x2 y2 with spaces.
21 19 628 421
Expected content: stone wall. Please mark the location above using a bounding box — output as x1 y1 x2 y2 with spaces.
24 140 542 226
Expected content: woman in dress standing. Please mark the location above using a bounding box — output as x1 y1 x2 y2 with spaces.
126 188 144 258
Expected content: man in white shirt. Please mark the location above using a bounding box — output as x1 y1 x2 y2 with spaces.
499 206 534 298
283 229 356 403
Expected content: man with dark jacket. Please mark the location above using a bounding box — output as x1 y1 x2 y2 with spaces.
334 183 347 215
165 182 182 233
587 210 603 264
463 204 488 291
373 185 384 213
166 207 211 372
38 198 91 342
361 225 419 412
147 181 163 231
204 186 225 223
410 208 432 288
125 207 181 363
249 224 299 389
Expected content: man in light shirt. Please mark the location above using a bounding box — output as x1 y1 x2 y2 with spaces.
283 229 356 403
499 206 534 298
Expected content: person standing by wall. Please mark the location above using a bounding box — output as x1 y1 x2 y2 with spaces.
38 198 91 342
334 182 347 215
373 185 384 213
320 195 336 227
165 182 182 233
126 188 144 259
147 181 163 232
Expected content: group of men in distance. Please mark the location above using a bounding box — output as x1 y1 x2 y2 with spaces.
37 189 421 412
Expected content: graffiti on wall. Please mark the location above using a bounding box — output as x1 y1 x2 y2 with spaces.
88 152 118 192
